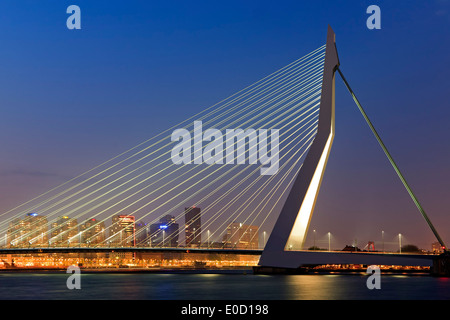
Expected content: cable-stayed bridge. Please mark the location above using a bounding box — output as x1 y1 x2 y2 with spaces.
1 26 447 274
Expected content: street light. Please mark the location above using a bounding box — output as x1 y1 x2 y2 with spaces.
328 232 331 251
313 230 316 250
263 231 267 249
382 231 384 252
162 230 166 247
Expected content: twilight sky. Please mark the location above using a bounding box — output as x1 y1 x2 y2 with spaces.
0 0 449 250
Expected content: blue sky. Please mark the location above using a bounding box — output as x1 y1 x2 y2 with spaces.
0 0 449 249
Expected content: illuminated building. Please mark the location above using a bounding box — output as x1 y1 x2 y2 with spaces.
7 218 24 247
51 216 78 246
110 215 136 246
80 218 105 245
185 206 201 247
432 242 445 253
149 215 179 247
222 221 259 249
7 213 48 247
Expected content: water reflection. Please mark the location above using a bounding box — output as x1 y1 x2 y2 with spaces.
0 272 449 300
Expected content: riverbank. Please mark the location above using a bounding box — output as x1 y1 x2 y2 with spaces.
0 266 254 274
0 265 431 276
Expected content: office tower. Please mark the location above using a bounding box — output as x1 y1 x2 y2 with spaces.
7 213 48 247
185 206 201 247
7 218 24 247
222 221 259 249
51 216 78 246
149 215 179 247
110 215 136 246
80 218 106 245
135 222 149 246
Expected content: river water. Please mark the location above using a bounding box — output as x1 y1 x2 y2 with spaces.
0 270 449 300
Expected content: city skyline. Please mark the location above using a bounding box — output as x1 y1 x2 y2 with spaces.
4 210 268 249
2 209 442 253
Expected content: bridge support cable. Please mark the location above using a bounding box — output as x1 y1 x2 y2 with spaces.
122 61 325 247
118 73 325 246
155 125 316 249
0 45 325 224
132 105 321 248
2 61 324 238
2 45 327 251
196 125 317 249
207 117 320 249
96 83 323 246
221 138 315 250
0 45 325 234
53 77 323 244
337 67 447 251
2 47 326 246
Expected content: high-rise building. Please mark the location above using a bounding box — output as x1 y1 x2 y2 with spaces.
51 216 78 246
185 206 201 247
80 218 105 246
135 222 149 246
7 213 48 247
149 215 179 247
222 221 259 249
110 215 136 246
7 218 24 247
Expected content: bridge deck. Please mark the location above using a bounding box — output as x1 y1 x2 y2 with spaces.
0 247 263 255
0 247 437 268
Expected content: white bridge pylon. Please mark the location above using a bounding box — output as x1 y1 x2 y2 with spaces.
258 25 339 269
258 26 443 270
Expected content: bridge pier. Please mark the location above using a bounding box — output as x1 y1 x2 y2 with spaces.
431 252 450 277
255 251 450 277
